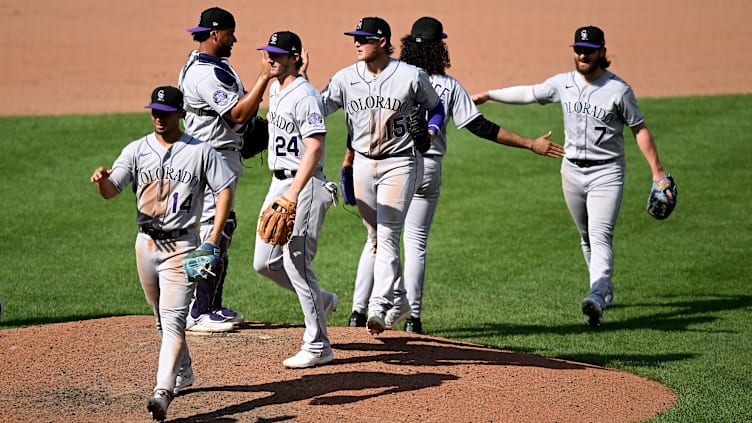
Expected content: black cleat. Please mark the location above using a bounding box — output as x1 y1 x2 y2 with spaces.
348 311 366 327
581 297 603 327
404 316 423 334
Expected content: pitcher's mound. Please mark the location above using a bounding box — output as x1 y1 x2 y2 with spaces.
0 316 674 422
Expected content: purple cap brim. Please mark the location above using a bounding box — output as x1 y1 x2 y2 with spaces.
145 104 179 112
571 42 602 48
258 46 289 54
344 30 375 36
187 26 212 33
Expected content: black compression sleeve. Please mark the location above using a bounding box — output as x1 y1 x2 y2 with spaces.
465 115 501 141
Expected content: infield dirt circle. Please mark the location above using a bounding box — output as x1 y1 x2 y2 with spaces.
1 0 750 422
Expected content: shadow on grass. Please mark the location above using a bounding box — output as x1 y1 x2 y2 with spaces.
442 294 751 338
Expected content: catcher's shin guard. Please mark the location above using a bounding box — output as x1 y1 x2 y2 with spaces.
210 212 236 310
190 277 217 318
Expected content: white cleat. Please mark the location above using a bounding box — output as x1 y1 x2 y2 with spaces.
385 302 411 329
283 349 334 369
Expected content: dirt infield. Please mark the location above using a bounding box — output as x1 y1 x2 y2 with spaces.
2 0 750 421
0 316 675 422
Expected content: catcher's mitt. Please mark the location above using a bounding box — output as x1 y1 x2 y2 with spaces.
240 116 268 159
646 174 677 220
258 196 297 246
340 166 356 206
182 242 220 282
408 107 432 154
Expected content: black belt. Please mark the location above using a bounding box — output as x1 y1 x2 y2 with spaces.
567 158 616 168
274 169 298 180
139 226 190 240
357 150 415 161
184 104 219 117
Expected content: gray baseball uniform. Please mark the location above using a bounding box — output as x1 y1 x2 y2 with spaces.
350 74 481 319
253 76 337 356
108 132 235 394
321 58 441 318
178 50 247 322
531 69 643 307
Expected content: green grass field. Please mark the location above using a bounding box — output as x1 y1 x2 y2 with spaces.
1 94 750 421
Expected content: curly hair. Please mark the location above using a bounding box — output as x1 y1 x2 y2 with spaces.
399 35 450 76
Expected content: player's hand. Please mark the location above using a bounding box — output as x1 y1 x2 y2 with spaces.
90 167 112 183
471 91 490 105
531 131 566 158
300 47 310 80
258 51 272 80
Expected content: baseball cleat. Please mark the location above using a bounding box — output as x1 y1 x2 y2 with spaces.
348 311 366 327
174 366 194 396
404 316 423 334
384 302 410 329
215 307 244 324
186 312 235 333
581 297 604 327
147 389 172 422
324 292 339 319
283 349 334 369
366 312 386 335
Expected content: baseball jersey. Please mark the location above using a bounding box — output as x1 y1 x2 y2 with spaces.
108 133 236 232
532 70 644 161
321 58 441 157
266 76 327 171
424 74 482 156
178 50 247 150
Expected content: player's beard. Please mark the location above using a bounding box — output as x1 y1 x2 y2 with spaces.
574 55 599 77
217 43 233 58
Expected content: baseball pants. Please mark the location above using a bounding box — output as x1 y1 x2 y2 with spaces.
135 232 199 394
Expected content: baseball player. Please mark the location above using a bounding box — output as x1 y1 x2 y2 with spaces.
473 26 671 326
252 31 339 368
178 7 272 332
348 17 562 334
90 86 235 421
321 17 445 335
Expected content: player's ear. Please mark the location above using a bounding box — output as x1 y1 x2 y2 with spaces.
179 109 186 118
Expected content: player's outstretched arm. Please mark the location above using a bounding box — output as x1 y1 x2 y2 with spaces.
498 128 565 158
90 167 119 199
472 86 537 105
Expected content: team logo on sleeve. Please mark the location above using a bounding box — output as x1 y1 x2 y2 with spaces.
213 90 230 107
308 113 324 126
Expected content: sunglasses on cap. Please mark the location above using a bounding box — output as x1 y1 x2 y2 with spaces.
574 46 599 56
354 35 381 44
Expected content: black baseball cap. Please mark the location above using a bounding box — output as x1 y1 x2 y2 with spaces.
144 86 183 112
345 17 391 40
187 7 236 33
571 26 605 48
257 31 302 54
410 17 447 43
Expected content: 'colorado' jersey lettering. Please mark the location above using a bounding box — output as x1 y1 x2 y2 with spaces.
321 58 440 157
266 76 327 171
532 70 643 161
108 133 235 232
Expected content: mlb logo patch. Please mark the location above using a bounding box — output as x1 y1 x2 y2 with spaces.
213 90 230 106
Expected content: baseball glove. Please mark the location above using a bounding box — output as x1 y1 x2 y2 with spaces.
340 166 356 206
646 174 678 220
258 196 297 246
182 242 220 282
240 116 268 160
408 107 432 154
